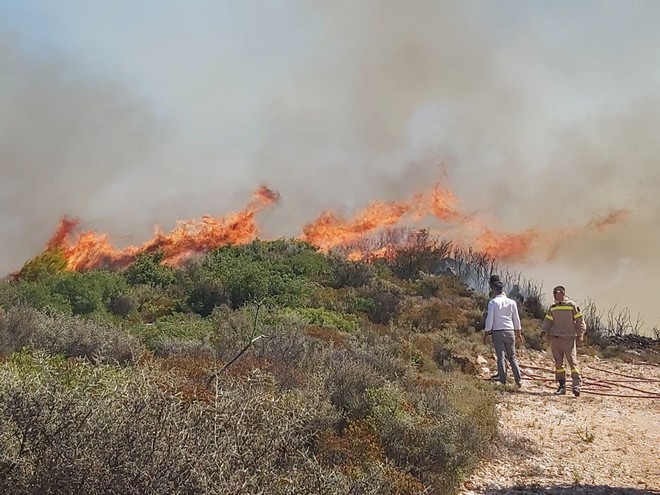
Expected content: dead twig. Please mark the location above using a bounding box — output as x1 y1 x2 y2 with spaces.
207 301 266 387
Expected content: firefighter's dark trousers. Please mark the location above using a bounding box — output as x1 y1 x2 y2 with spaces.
491 330 522 384
551 336 581 387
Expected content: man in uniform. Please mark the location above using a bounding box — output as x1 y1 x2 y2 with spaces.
540 285 586 396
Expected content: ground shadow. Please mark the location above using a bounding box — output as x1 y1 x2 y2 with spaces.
482 484 659 495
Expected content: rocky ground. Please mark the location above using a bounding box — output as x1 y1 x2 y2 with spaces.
459 350 660 495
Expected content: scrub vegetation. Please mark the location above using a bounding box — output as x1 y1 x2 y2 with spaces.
0 233 655 494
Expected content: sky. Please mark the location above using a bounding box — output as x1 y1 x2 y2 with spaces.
1 1 660 332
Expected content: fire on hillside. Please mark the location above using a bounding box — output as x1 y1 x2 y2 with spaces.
28 182 629 273
45 185 280 271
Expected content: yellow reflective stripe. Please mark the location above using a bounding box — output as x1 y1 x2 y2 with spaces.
571 368 580 373
545 314 554 321
556 368 565 372
574 312 583 319
551 305 575 311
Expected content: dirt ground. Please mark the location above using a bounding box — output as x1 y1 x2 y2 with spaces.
459 350 660 495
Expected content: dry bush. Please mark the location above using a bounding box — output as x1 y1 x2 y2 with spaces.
348 330 415 380
450 246 496 290
0 306 140 364
1 353 392 495
210 305 262 361
357 280 406 325
108 294 134 317
151 338 217 359
254 329 318 367
520 318 545 351
523 295 546 320
413 273 472 299
324 353 387 422
397 297 473 333
326 256 376 288
372 373 497 493
315 419 385 467
304 325 349 349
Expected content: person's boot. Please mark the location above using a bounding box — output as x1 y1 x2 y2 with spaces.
554 380 566 395
572 385 581 397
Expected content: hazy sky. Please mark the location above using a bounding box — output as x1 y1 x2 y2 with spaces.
2 1 660 330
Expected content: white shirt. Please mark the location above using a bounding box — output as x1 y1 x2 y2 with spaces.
485 294 521 332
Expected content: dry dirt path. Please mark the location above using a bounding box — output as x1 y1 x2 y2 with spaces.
459 350 660 495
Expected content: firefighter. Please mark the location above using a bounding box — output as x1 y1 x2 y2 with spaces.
540 285 586 396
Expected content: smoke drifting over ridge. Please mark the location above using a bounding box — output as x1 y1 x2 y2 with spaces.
2 2 660 329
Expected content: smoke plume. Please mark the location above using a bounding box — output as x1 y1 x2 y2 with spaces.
2 1 660 329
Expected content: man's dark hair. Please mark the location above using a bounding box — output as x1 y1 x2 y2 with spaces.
491 280 504 294
489 274 500 285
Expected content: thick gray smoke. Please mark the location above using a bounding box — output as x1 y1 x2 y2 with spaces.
2 1 660 330
0 32 158 269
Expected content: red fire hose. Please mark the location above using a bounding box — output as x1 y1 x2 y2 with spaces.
510 362 660 399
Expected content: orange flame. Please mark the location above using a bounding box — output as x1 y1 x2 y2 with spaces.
49 186 279 271
301 201 414 250
428 186 460 221
301 184 461 250
32 181 632 273
475 228 540 259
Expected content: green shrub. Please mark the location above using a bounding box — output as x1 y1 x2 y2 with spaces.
51 271 129 316
123 251 176 288
129 284 183 323
287 307 359 333
194 242 321 309
188 280 225 316
0 279 72 314
0 270 130 318
133 312 217 353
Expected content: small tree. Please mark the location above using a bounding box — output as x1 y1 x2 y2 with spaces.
123 251 176 288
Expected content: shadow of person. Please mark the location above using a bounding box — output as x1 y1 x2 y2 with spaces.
482 484 659 495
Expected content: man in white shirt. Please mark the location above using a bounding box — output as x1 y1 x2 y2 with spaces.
484 281 524 386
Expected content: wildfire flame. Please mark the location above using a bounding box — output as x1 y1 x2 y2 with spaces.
301 184 460 250
26 182 629 274
47 185 279 271
475 228 541 259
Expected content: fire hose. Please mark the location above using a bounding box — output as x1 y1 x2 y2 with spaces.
515 363 660 399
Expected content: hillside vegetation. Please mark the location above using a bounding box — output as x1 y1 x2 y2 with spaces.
0 235 655 494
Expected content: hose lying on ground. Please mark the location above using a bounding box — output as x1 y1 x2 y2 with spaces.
506 362 660 399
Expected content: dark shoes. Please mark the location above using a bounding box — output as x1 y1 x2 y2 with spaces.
554 384 566 395
553 383 579 396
